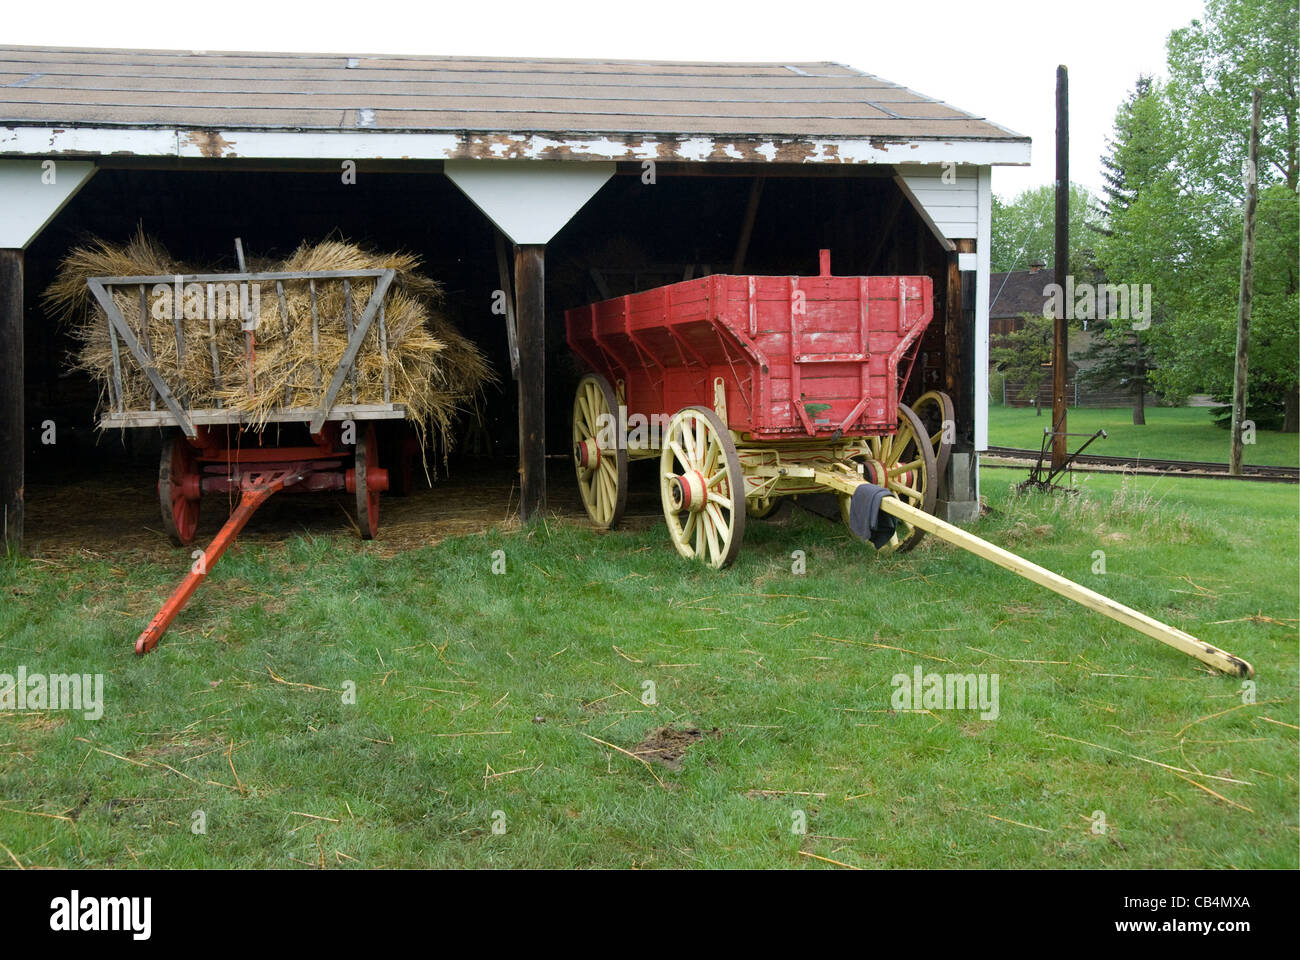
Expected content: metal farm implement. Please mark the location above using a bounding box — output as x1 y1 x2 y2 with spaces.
89 265 403 655
564 251 1253 677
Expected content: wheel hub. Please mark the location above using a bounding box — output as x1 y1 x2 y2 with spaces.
574 438 601 473
668 471 707 512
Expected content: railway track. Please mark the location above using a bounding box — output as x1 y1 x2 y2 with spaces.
983 446 1299 483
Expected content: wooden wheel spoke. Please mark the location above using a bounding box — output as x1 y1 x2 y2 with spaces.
704 437 720 476
680 419 697 462
668 439 690 471
573 375 627 530
659 406 745 568
703 507 722 562
889 480 923 502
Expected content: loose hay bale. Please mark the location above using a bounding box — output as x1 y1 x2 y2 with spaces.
44 232 495 460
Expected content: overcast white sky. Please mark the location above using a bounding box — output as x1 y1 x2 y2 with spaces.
6 0 1206 199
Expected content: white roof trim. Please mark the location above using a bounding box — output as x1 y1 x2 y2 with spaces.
0 125 1032 166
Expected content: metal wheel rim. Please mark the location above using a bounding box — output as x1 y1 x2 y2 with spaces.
911 389 955 480
660 406 745 569
571 373 628 529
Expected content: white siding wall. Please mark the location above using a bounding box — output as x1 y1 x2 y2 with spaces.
896 163 979 240
897 162 992 502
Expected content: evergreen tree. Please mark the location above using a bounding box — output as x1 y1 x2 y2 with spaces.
1083 76 1167 425
1075 320 1156 424
991 314 1055 415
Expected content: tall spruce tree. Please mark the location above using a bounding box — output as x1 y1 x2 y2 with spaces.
1086 76 1164 425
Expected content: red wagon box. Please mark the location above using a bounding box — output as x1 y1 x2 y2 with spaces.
565 251 934 441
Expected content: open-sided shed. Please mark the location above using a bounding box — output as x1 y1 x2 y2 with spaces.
0 46 1029 548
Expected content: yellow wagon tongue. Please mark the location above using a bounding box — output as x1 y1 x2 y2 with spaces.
813 465 1254 679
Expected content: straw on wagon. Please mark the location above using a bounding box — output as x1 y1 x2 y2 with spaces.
44 232 494 460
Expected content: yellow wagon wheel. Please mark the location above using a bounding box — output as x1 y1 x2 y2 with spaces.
572 373 627 528
840 401 937 553
911 389 955 479
661 406 745 568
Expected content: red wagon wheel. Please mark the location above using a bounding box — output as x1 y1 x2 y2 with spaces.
159 430 201 547
354 424 380 540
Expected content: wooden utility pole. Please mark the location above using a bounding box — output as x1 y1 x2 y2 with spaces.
0 248 21 553
1051 65 1069 470
1230 89 1261 476
514 244 547 521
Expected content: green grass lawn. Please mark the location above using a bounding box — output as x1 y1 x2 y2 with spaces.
988 405 1299 467
1 468 1296 868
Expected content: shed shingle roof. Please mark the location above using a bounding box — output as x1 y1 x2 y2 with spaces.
0 45 1027 142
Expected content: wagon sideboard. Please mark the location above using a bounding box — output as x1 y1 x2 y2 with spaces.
565 264 934 442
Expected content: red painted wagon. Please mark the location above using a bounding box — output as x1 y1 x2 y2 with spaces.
564 250 1254 678
565 249 954 566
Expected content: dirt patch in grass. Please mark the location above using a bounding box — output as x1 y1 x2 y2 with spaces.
0 710 67 735
632 726 720 770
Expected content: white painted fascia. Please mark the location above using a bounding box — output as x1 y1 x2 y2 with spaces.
0 125 1032 167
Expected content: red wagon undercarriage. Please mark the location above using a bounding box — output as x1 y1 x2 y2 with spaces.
141 421 389 655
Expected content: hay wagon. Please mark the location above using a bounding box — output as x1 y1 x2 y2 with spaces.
88 264 412 653
565 251 1254 677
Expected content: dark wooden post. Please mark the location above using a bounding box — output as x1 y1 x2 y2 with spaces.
1051 65 1069 470
945 240 973 433
514 243 546 522
1229 89 1261 475
0 249 23 552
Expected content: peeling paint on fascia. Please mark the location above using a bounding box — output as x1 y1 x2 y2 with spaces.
0 126 1031 166
675 138 716 162
527 135 569 158
565 137 638 158
806 141 842 163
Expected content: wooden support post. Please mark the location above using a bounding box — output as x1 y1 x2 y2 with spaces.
515 243 546 523
732 176 765 274
946 240 975 442
1052 65 1070 470
0 249 22 553
495 231 520 380
1230 89 1261 476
